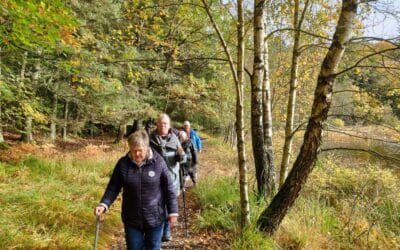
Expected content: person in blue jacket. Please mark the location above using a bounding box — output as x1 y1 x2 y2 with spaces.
182 120 202 153
94 130 178 250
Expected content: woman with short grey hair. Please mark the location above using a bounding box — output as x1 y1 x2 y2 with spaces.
94 130 178 250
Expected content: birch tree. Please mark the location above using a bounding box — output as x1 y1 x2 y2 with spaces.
258 0 359 235
252 0 276 197
262 2 277 196
279 0 310 186
201 0 250 226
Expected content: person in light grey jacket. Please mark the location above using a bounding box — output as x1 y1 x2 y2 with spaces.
149 113 185 242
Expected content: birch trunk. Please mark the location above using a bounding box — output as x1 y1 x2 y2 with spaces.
237 0 250 226
262 9 277 196
258 0 358 235
50 91 58 143
280 0 300 186
252 0 269 197
201 0 250 226
62 100 69 141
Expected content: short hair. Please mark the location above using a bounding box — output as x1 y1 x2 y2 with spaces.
127 130 149 147
178 130 188 141
157 113 171 124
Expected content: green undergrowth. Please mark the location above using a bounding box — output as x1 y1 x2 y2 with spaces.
0 156 122 249
192 157 400 249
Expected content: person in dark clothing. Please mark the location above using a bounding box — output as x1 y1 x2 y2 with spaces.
144 118 155 135
149 113 185 242
94 130 178 250
178 131 198 187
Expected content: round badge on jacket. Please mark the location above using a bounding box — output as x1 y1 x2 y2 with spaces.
148 171 155 177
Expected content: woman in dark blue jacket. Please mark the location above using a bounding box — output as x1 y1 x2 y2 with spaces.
94 130 178 250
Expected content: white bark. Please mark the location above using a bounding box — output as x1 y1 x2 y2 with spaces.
62 100 69 141
237 0 250 226
262 8 277 195
279 0 309 186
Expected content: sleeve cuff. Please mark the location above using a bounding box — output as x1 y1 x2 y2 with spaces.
168 213 179 217
99 203 109 212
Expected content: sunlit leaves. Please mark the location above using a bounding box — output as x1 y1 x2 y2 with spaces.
0 0 77 51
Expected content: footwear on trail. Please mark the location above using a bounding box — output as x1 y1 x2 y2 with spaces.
162 236 172 242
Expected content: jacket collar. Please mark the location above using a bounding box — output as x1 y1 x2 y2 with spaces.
127 148 154 167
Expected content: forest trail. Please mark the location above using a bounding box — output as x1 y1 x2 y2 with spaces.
0 133 234 249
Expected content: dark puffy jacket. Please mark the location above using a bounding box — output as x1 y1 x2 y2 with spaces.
181 139 198 166
99 149 178 229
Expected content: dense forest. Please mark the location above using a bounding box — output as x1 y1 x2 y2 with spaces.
1 0 399 249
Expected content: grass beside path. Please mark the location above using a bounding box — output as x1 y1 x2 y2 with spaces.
0 155 123 249
1 133 399 249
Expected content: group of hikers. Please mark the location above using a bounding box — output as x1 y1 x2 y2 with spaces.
94 113 202 250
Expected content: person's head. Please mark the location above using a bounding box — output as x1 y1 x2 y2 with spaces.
183 120 191 133
156 113 171 136
178 131 188 144
127 130 149 164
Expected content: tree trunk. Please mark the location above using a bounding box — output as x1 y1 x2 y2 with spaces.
24 50 41 143
23 116 33 143
280 0 309 186
62 100 69 141
201 0 250 226
50 92 58 143
0 47 3 143
0 101 4 143
19 52 28 142
257 0 358 235
237 0 250 227
262 9 277 196
116 122 127 143
252 0 269 197
19 52 33 143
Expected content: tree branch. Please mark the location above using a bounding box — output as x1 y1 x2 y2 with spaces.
335 47 400 76
328 113 400 134
321 147 400 164
324 125 400 145
265 27 331 41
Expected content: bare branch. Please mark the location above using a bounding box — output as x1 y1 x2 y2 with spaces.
324 126 400 145
335 47 400 76
265 27 331 41
350 36 400 47
328 113 400 134
321 147 400 164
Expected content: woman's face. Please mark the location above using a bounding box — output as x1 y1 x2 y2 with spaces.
130 145 148 164
157 117 170 136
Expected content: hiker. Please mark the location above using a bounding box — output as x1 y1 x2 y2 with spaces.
178 131 198 187
94 130 178 250
182 120 202 153
149 113 185 242
144 118 155 135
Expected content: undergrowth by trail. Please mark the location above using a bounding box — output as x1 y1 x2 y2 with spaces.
0 133 399 249
0 156 123 249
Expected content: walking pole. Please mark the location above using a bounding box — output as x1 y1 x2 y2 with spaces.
179 167 189 237
93 215 100 250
